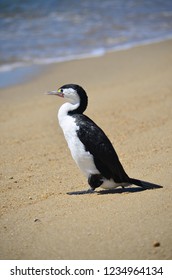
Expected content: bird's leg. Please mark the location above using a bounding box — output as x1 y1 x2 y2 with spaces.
86 187 95 194
121 182 130 189
88 174 104 190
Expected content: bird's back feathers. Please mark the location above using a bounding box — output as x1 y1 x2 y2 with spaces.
72 114 130 183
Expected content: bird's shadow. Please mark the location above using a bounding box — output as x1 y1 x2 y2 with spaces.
67 185 163 196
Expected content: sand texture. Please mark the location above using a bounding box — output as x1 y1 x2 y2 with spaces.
0 40 172 260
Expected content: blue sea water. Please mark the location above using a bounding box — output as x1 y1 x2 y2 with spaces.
0 0 172 87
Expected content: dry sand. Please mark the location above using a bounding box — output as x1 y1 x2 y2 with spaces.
0 40 172 260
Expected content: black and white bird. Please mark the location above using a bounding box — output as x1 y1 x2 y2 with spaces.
47 84 162 192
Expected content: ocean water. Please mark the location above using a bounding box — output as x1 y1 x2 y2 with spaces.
0 0 172 87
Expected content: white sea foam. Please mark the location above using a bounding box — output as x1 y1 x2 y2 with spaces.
1 35 172 75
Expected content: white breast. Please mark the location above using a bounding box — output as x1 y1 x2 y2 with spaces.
58 103 99 178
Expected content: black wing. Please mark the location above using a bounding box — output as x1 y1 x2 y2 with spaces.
73 114 130 183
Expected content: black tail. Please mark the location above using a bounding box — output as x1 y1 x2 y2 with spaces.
128 178 163 189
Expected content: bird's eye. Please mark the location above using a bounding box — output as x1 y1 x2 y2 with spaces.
58 88 62 93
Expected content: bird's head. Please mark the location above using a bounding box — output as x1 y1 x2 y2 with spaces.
47 84 88 109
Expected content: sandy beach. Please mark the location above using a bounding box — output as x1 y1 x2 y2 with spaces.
0 40 172 260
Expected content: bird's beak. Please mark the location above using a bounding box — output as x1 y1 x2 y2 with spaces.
46 90 64 98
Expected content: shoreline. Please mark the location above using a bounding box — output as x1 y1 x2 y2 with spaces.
1 36 172 89
0 39 172 260
0 64 43 89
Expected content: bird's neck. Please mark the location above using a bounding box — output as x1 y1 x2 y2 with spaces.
58 102 79 125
